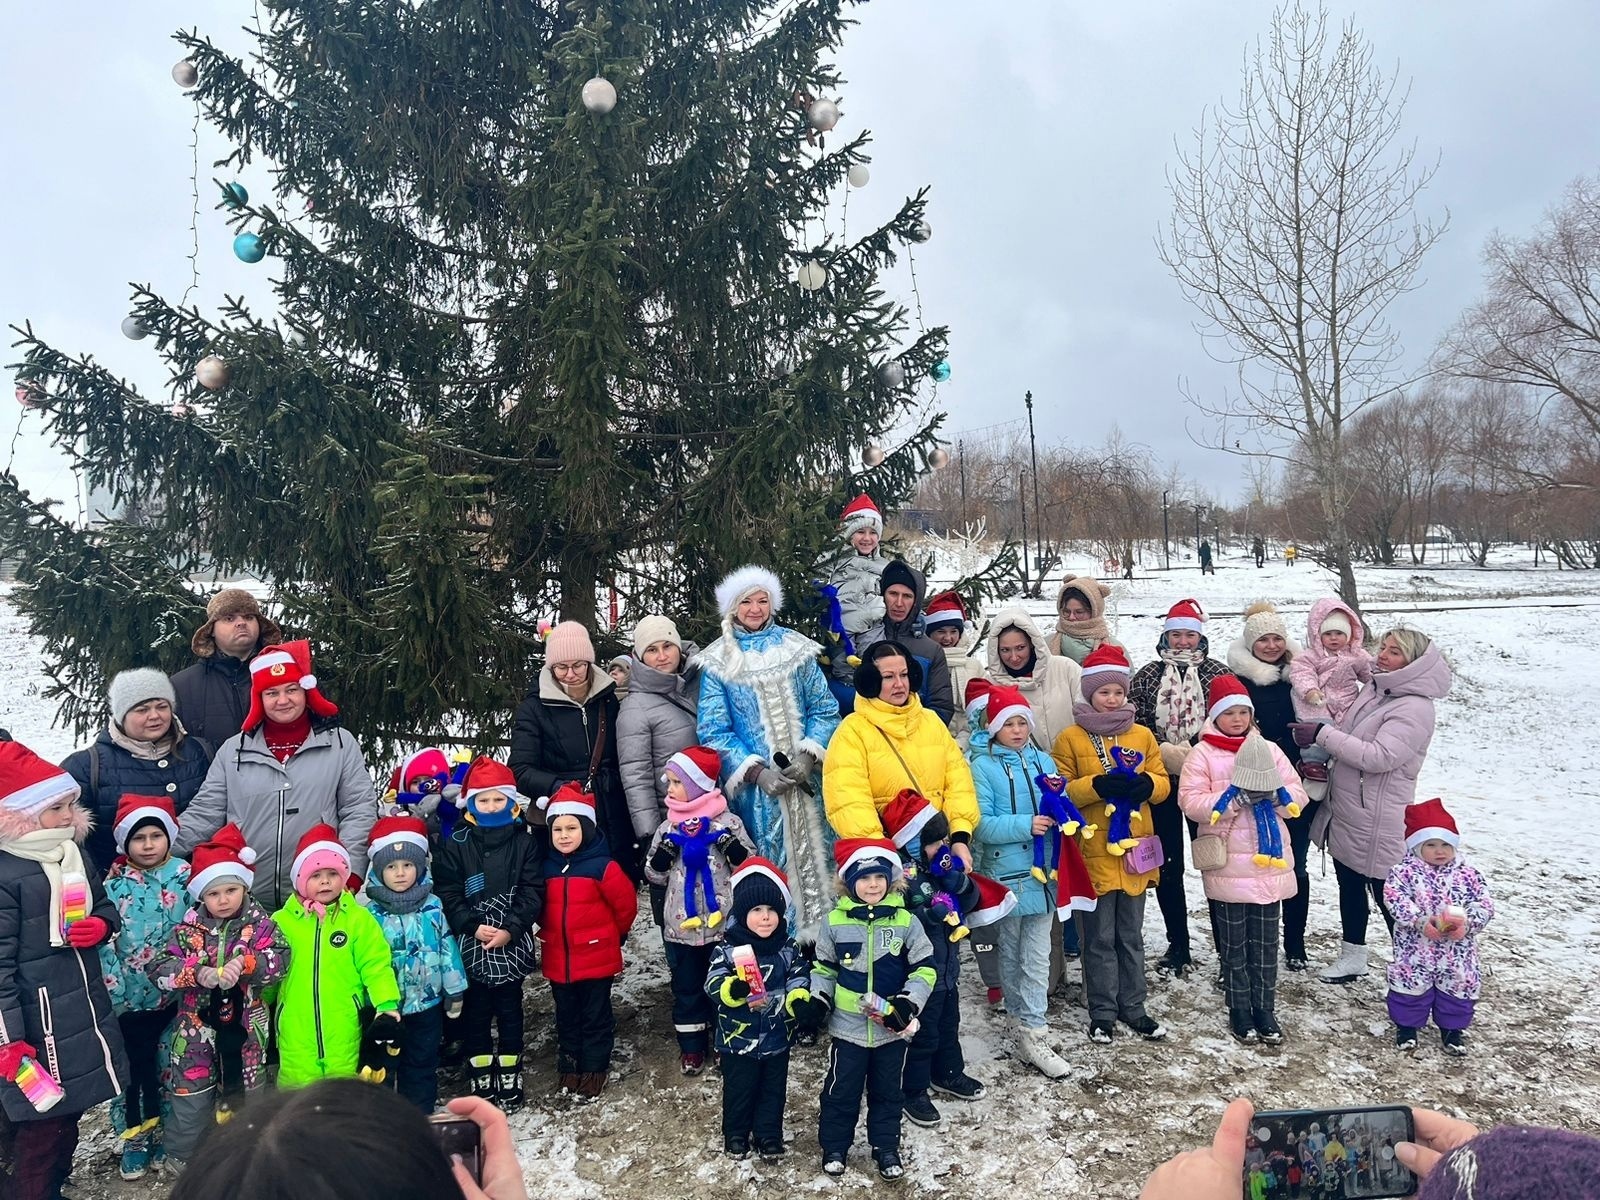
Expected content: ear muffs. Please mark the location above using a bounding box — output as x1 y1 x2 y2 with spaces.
853 641 924 698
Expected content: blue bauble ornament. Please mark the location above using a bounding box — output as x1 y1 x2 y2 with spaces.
931 359 951 382
222 182 249 209
233 232 265 263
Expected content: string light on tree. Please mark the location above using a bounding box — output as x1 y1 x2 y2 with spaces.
795 260 827 291
847 164 870 188
194 355 231 391
807 98 840 132
581 77 617 114
862 443 884 467
233 232 265 263
120 317 149 341
171 59 198 88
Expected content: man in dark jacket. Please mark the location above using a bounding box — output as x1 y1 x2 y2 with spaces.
169 589 282 746
854 561 955 724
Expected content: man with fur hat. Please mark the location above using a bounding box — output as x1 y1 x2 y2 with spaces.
169 589 283 747
850 560 954 723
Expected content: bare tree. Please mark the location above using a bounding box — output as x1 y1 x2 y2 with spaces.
1160 1 1446 608
1444 175 1600 439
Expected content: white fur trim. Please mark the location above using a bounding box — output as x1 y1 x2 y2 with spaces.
239 847 258 865
113 804 178 849
666 751 717 795
728 754 765 794
964 886 1018 929
886 804 937 850
373 830 430 856
249 650 295 678
543 797 594 823
290 838 350 884
840 512 883 537
1406 827 1460 850
733 862 793 908
988 703 1034 734
797 739 828 764
300 673 318 690
837 844 901 881
1208 692 1254 723
1055 894 1099 919
189 861 254 899
714 565 785 618
1164 616 1204 633
1 769 81 816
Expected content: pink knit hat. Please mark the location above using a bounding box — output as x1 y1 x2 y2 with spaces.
544 620 595 665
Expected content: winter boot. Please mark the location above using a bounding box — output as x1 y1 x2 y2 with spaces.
148 1122 167 1174
1017 1026 1070 1079
680 1051 705 1076
118 1132 150 1181
576 1071 606 1099
1253 1009 1284 1045
1441 1029 1468 1057
873 1148 905 1180
496 1055 525 1114
1395 1026 1419 1053
1230 1009 1259 1044
469 1054 497 1100
1319 942 1369 984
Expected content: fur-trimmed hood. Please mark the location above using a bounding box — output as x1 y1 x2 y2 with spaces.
0 802 94 845
1226 636 1301 687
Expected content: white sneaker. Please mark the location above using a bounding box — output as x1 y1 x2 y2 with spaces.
1319 941 1369 984
1017 1026 1071 1079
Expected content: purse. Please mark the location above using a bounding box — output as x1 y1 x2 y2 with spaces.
1191 833 1228 872
1123 835 1165 875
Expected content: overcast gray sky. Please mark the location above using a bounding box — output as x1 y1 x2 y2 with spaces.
4 1 1597 513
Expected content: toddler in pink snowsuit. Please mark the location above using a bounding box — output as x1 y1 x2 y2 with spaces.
1288 599 1372 791
1383 798 1493 1056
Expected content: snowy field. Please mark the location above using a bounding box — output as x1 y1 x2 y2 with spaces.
6 546 1600 1197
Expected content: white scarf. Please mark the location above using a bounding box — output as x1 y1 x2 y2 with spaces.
2 826 86 947
1153 648 1207 744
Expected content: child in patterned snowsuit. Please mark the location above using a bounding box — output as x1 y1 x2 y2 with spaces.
147 823 287 1171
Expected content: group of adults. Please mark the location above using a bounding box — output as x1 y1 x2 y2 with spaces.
67 564 1451 994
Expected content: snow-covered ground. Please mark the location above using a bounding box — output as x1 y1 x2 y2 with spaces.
6 546 1600 1197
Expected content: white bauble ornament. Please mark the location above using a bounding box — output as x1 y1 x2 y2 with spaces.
910 221 932 243
172 59 199 88
795 261 827 291
807 98 840 132
121 316 149 341
194 355 231 390
862 443 885 467
929 446 951 469
878 361 906 388
847 164 870 188
581 77 618 114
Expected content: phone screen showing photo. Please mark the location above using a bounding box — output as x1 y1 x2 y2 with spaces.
428 1114 482 1184
1244 1107 1416 1200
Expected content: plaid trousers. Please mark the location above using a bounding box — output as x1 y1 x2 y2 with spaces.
1216 900 1280 1013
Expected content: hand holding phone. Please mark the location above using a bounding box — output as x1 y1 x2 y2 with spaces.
429 1114 482 1185
1245 1106 1416 1199
442 1096 528 1200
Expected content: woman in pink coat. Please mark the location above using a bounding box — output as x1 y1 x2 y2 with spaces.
1178 676 1308 1045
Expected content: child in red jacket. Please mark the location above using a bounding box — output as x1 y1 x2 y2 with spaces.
536 783 638 1100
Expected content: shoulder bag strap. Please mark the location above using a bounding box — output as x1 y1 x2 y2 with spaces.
585 704 609 792
874 726 924 796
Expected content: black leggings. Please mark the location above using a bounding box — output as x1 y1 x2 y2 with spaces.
118 1008 175 1129
1334 857 1394 945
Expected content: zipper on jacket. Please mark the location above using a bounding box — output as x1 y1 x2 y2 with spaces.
37 987 61 1081
560 860 573 976
68 958 122 1095
312 913 325 1062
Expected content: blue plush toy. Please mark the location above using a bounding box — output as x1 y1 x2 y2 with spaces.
1032 774 1097 881
1208 786 1302 869
813 581 860 671
666 817 725 930
1101 746 1147 856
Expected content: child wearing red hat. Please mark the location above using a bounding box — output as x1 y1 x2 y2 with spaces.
97 795 191 1179
148 822 288 1167
270 824 400 1090
826 493 888 640
433 757 542 1110
537 782 639 1099
924 591 982 746
642 746 756 1076
361 814 468 1113
1382 799 1495 1056
0 741 128 1200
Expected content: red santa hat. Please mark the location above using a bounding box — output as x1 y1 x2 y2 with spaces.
839 492 883 538
538 780 596 825
1163 598 1207 634
459 757 525 806
368 813 430 858
922 590 967 632
1404 797 1460 850
385 747 453 806
879 789 939 850
964 872 1021 928
1206 674 1254 724
986 684 1034 734
833 836 902 884
1079 643 1132 698
730 856 792 912
243 639 339 731
188 822 258 899
112 793 179 851
289 822 352 896
963 678 994 726
0 740 80 817
1052 836 1099 919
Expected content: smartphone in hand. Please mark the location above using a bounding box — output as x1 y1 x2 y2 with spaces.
429 1113 482 1184
1244 1106 1415 1200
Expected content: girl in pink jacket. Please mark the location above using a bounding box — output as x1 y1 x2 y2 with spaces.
1178 677 1308 1046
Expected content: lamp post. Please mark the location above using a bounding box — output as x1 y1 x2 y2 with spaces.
1161 490 1172 570
958 438 968 528
1019 468 1032 585
1025 391 1044 568
1192 502 1205 550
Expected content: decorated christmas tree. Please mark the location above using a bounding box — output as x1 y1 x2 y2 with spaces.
2 0 956 749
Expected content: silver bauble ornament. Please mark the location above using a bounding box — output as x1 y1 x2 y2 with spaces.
807 98 840 132
929 447 951 470
847 164 870 188
172 59 199 88
910 221 932 243
121 316 149 341
862 443 885 468
194 355 231 391
878 361 906 388
795 261 827 291
581 77 618 114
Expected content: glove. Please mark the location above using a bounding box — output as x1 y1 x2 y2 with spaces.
755 767 794 795
792 993 832 1033
725 977 752 1002
781 751 819 783
65 916 111 949
1288 722 1322 748
1092 773 1133 800
0 1040 38 1082
1125 773 1155 803
715 830 750 867
196 965 222 989
359 1011 404 1083
649 841 680 875
218 958 244 990
880 994 919 1033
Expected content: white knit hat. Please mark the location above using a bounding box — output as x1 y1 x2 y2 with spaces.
107 668 176 726
632 614 682 656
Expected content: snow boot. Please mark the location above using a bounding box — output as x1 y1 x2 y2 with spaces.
903 1092 940 1128
1017 1026 1070 1079
873 1148 905 1180
1441 1029 1468 1057
1319 941 1369 984
496 1055 525 1113
1087 1019 1114 1044
119 1132 150 1181
469 1054 497 1100
1253 1009 1284 1044
1230 1009 1258 1044
1395 1026 1419 1053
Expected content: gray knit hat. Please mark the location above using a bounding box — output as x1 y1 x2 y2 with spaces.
107 668 177 726
1230 731 1281 792
632 614 682 656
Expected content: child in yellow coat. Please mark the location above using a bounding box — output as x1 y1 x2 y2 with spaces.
1050 645 1171 1044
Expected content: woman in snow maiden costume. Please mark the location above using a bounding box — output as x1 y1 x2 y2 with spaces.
643 745 756 1076
1299 627 1452 985
1383 798 1494 1055
697 565 841 933
0 741 129 1200
98 794 190 1180
148 823 287 1167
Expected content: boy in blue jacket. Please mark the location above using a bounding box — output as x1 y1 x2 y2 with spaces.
704 857 811 1160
